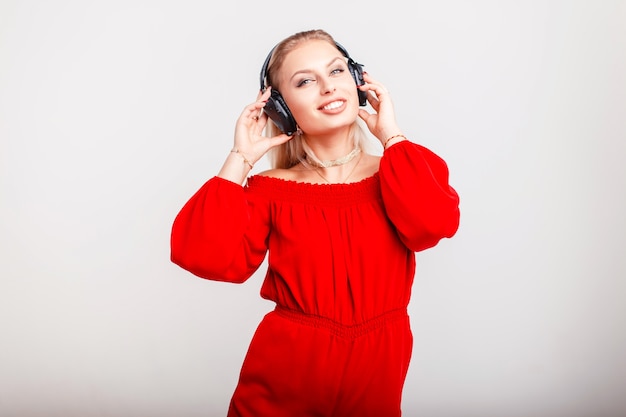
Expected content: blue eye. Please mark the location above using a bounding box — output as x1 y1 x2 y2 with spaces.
296 78 313 87
331 68 345 76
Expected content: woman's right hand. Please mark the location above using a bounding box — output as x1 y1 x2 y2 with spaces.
217 88 293 184
232 88 293 165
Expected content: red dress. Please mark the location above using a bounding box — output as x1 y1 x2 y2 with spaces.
171 140 460 417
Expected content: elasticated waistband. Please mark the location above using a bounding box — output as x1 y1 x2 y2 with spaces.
273 306 408 339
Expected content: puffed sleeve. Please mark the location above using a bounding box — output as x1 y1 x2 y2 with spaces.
379 140 460 252
170 176 269 283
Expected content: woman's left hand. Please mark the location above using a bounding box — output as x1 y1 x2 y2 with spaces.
357 73 403 145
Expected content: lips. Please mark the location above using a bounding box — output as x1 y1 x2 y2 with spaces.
319 100 345 111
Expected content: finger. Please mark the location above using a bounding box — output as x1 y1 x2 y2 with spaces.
258 87 272 101
248 89 271 110
244 101 266 121
254 112 268 133
361 74 389 97
359 84 383 104
358 108 372 124
362 72 381 86
269 132 294 147
368 82 389 99
366 91 380 112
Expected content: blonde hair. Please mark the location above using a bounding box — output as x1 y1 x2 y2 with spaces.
263 29 370 169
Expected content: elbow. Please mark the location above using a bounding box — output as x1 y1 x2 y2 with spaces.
422 201 460 238
170 241 186 271
440 205 461 238
404 206 461 252
170 243 252 284
170 252 249 284
432 192 461 237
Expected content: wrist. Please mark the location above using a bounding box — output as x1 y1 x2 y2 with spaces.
217 150 254 185
230 147 254 169
382 133 407 150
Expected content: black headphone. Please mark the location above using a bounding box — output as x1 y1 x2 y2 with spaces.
259 41 367 135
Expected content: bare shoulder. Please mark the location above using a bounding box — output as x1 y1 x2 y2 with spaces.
256 168 282 178
255 167 302 181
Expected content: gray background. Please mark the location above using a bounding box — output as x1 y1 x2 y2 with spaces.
1 1 625 416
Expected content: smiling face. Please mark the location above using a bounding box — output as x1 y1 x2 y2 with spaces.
274 40 361 136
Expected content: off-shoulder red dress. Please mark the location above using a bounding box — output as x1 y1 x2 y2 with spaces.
171 140 460 417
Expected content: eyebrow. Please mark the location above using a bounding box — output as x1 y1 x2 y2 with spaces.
289 56 345 82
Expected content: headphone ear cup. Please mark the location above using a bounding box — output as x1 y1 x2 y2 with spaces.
263 89 297 136
347 58 367 106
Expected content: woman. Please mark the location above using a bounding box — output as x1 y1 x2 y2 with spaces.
171 29 460 417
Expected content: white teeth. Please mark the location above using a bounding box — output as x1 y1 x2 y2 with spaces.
322 101 343 110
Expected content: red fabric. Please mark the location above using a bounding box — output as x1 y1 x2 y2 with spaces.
170 140 460 416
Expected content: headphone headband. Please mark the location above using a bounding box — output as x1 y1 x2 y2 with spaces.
260 41 364 94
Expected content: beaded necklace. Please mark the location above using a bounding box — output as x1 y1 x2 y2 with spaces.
301 139 361 168
312 153 363 184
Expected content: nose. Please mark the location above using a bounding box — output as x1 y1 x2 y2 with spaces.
320 77 336 95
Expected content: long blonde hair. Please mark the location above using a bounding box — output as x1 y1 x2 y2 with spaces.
263 29 369 169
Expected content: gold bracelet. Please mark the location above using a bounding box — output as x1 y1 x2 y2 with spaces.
383 134 406 149
230 148 254 169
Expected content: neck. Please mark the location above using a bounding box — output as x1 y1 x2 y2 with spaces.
312 152 363 184
301 137 360 168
